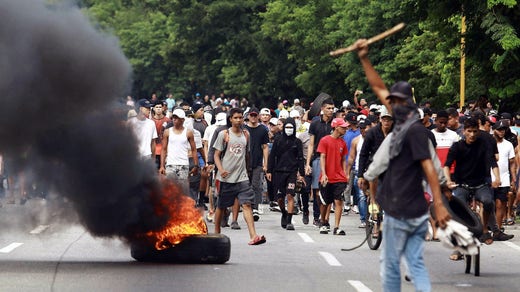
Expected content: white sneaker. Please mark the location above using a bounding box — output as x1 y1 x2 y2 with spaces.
352 205 359 214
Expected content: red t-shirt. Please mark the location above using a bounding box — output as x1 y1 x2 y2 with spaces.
317 135 348 183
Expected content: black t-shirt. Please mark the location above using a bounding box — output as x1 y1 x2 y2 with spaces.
308 116 332 160
245 124 269 168
444 135 497 186
378 121 430 219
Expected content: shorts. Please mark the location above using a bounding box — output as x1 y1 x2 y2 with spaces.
494 187 510 202
273 172 297 199
165 165 189 181
311 157 321 189
319 182 347 205
217 181 255 208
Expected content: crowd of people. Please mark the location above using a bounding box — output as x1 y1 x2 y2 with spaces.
0 42 518 292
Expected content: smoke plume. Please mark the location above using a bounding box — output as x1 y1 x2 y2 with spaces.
0 0 170 241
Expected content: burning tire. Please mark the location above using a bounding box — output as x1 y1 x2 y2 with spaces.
131 234 231 264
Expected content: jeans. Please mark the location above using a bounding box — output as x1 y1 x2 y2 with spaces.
381 214 430 292
353 174 367 222
250 166 264 209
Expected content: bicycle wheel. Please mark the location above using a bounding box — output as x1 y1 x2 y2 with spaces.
366 198 382 250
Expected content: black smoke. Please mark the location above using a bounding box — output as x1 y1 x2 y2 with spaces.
0 0 170 241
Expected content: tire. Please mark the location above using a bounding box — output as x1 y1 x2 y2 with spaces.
131 234 231 264
308 92 332 118
430 194 483 238
366 213 383 250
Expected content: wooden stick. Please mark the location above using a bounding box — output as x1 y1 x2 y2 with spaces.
329 23 406 57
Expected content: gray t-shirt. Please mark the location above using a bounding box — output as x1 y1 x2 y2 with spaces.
213 129 249 183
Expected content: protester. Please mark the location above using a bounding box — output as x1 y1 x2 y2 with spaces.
127 99 158 159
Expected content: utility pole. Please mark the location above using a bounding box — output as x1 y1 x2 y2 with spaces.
460 11 466 111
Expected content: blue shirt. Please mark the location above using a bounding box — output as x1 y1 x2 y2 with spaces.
343 128 360 158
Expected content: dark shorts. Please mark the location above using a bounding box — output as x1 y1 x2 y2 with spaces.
319 182 347 205
273 172 297 199
494 187 510 202
217 181 255 208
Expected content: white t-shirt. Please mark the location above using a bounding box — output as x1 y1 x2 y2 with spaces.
432 128 460 165
128 118 158 157
491 139 515 187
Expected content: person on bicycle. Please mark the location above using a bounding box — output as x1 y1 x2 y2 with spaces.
353 39 451 292
444 117 500 245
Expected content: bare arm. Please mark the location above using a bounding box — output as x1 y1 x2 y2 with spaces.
319 152 327 186
187 130 199 176
354 39 391 113
159 130 169 174
422 158 451 228
262 143 268 172
305 135 315 175
346 137 358 177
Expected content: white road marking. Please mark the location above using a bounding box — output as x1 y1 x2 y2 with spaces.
348 280 373 292
30 225 50 234
298 232 314 243
0 242 24 253
319 251 342 266
502 241 520 252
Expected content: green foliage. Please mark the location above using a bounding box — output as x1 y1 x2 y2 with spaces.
81 0 520 110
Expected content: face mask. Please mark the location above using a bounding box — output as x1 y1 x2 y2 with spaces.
285 127 294 136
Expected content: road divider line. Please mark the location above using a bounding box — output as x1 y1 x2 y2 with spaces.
30 225 50 234
319 251 342 266
348 280 373 292
502 241 520 252
298 232 314 243
0 242 24 253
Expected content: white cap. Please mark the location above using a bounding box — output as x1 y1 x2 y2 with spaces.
260 108 271 115
172 108 186 119
215 112 227 125
342 100 350 108
357 114 367 122
269 117 279 125
380 106 392 118
418 108 424 119
294 98 300 104
289 109 300 118
369 104 380 111
278 109 289 119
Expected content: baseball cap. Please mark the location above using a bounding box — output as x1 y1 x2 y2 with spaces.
380 106 392 118
387 81 413 100
331 118 348 128
192 102 204 112
342 100 351 108
294 98 300 104
289 109 300 118
493 119 509 130
269 117 279 125
260 108 271 115
501 112 512 120
345 112 358 124
138 99 152 108
249 107 259 115
278 109 289 119
215 112 227 126
171 108 186 119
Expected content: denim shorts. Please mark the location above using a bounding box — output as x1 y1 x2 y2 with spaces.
311 157 321 189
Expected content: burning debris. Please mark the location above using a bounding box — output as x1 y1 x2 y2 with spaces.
0 0 229 263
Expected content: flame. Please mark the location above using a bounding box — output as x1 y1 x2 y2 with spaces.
143 179 208 250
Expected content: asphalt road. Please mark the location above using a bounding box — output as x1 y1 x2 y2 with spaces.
1 198 520 292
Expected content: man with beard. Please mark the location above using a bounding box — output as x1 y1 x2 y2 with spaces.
353 39 450 292
266 117 304 230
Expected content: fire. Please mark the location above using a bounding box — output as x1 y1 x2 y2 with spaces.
144 179 208 250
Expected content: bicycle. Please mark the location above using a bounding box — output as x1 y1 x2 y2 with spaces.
365 194 382 250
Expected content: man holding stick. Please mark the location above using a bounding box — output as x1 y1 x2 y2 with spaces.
352 38 450 292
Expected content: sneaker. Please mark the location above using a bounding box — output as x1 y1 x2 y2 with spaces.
205 212 214 223
333 227 346 235
324 222 331 231
270 206 281 212
352 205 359 214
302 213 309 225
493 231 514 241
343 204 351 213
253 210 260 222
281 213 288 229
319 225 329 234
358 222 366 228
221 210 230 227
230 221 241 230
313 218 320 226
269 201 278 208
286 223 295 230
